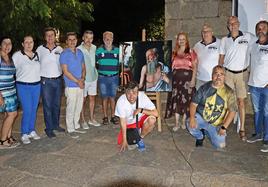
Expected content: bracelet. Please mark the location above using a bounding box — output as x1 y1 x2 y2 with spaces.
140 108 143 114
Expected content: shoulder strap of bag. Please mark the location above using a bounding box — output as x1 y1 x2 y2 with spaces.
136 95 139 129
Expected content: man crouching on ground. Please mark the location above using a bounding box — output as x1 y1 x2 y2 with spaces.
115 81 158 152
187 65 237 149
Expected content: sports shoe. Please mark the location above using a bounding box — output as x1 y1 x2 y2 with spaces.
195 139 204 147
88 119 101 127
247 134 263 143
74 130 86 134
137 139 146 152
54 126 65 133
173 126 180 132
28 131 41 140
68 132 79 139
21 134 31 144
45 131 56 138
81 122 89 130
260 144 268 153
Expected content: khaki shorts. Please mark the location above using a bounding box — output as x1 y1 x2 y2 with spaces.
224 70 249 99
83 80 97 97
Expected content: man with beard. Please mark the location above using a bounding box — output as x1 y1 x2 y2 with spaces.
139 48 170 91
186 65 237 149
247 20 268 153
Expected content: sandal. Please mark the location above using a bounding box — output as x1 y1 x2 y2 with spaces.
110 116 119 125
239 130 247 141
102 117 109 125
7 136 21 146
0 139 18 149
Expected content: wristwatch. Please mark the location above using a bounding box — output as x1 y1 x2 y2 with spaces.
140 108 144 113
221 125 227 130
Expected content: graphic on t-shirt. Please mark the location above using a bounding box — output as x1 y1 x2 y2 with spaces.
203 92 225 124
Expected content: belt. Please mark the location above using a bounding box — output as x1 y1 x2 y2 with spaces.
225 68 247 74
98 73 118 77
16 81 40 85
41 75 62 80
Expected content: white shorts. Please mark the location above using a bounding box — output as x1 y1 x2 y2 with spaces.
83 80 97 97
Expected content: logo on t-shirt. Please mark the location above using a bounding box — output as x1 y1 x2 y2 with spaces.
259 47 268 54
208 46 217 50
238 39 248 44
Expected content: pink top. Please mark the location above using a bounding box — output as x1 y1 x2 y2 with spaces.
172 51 197 70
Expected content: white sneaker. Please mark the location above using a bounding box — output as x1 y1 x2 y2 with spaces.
74 130 86 134
68 132 79 139
81 122 89 130
28 131 41 140
88 119 101 127
21 134 31 144
173 126 180 132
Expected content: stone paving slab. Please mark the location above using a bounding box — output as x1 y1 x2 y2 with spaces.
0 96 268 186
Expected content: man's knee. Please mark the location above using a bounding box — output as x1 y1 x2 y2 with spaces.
143 117 156 131
147 116 156 126
214 141 226 149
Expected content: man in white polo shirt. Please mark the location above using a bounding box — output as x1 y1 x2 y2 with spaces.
219 16 255 141
247 20 268 153
78 30 100 129
193 23 221 90
36 27 65 138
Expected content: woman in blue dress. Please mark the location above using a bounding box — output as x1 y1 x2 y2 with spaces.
0 37 19 149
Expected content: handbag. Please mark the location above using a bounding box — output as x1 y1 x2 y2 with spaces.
126 96 141 145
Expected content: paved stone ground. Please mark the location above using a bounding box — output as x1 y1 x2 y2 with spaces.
0 95 268 187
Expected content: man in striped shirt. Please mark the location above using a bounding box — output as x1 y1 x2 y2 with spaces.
96 31 120 125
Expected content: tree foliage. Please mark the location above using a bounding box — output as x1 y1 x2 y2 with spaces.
146 10 164 41
0 0 94 49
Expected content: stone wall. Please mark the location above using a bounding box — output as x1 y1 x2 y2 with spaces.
165 0 232 47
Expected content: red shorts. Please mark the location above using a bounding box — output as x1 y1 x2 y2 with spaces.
117 115 149 145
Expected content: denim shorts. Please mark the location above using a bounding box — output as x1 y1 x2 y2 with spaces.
98 75 119 98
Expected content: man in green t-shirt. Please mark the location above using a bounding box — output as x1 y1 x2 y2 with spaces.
187 65 237 149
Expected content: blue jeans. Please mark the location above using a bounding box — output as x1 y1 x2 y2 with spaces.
186 113 226 148
16 83 41 135
249 86 268 141
98 75 119 98
41 77 62 133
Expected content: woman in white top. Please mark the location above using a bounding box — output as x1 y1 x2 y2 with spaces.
12 35 41 144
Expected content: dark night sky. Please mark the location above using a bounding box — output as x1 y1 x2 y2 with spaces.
82 0 164 45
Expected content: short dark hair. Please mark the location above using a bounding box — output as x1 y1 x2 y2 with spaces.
66 32 77 39
255 20 268 35
44 27 56 36
83 30 93 35
0 36 11 45
125 81 138 92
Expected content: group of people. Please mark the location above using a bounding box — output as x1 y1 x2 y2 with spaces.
0 15 268 153
163 16 268 152
0 28 122 148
